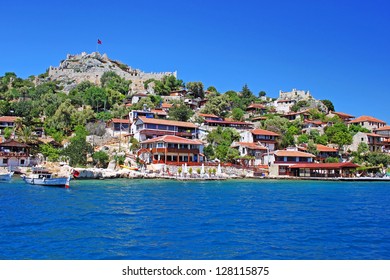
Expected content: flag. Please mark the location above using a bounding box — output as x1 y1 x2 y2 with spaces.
97 39 102 44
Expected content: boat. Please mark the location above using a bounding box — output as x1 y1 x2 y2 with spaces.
0 171 14 181
22 168 70 188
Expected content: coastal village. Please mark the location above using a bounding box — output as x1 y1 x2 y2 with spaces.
1 52 390 182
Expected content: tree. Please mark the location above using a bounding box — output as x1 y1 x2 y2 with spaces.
92 151 109 168
231 108 244 121
207 86 218 94
40 144 61 162
62 126 92 166
186 82 204 98
84 86 107 112
168 101 193 122
240 84 256 107
297 134 309 144
100 71 131 95
321 99 335 112
258 91 266 97
46 100 76 135
201 94 230 117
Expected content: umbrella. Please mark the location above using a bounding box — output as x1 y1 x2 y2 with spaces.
217 163 222 176
200 163 205 175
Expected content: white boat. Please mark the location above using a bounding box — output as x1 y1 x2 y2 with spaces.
0 171 14 181
22 168 70 188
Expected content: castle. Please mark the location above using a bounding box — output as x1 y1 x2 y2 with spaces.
47 52 176 93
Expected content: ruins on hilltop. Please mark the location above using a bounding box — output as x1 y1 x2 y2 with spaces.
46 52 176 93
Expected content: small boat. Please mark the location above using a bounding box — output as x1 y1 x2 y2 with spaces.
22 168 70 188
0 171 14 181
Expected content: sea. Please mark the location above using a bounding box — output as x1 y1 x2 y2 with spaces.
1 178 389 260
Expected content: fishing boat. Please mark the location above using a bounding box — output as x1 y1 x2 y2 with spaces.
0 171 14 181
22 167 70 188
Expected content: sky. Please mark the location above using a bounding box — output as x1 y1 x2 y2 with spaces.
1 0 389 122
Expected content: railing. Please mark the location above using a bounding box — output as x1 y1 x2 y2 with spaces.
151 148 200 154
0 152 28 157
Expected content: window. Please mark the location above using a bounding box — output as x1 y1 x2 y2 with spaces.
3 158 8 164
20 159 25 165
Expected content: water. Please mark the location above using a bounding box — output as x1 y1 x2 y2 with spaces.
1 178 389 260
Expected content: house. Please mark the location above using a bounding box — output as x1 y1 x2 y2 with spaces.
198 113 221 121
0 116 20 134
140 135 204 165
298 144 339 162
0 139 30 168
282 111 310 121
203 119 254 130
327 111 355 123
246 103 267 115
264 149 315 176
231 142 267 166
151 109 168 119
289 162 358 178
374 125 390 138
106 118 131 136
275 99 296 113
129 109 155 123
240 129 280 151
348 132 385 152
348 115 386 131
132 116 199 141
130 92 148 104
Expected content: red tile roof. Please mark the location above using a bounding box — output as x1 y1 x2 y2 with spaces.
109 118 131 124
374 125 390 131
251 129 280 136
289 162 359 169
274 150 315 158
366 133 382 137
247 103 266 109
204 119 253 126
199 113 220 118
151 109 168 115
140 135 202 145
161 103 173 108
232 142 268 150
316 144 338 152
348 115 386 124
0 116 19 122
332 111 355 119
138 116 198 128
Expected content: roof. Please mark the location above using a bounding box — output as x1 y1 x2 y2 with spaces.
251 128 280 136
138 116 198 128
316 144 338 152
109 118 131 124
348 115 386 124
289 162 359 169
198 113 220 118
332 111 355 119
151 109 168 115
140 135 203 145
161 103 173 108
365 133 382 137
246 103 266 110
0 116 19 122
374 125 390 131
0 139 29 148
204 119 253 126
231 142 268 150
304 120 324 125
274 150 315 158
252 116 268 121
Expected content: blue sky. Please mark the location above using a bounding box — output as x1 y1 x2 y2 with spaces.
1 0 389 122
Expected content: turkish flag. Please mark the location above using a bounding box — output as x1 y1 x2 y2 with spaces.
97 39 102 44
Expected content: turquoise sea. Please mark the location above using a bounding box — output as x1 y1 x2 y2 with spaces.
0 178 389 260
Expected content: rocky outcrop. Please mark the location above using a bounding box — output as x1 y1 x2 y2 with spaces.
43 52 176 93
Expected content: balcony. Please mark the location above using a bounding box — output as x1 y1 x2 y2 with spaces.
0 152 28 158
151 148 200 154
